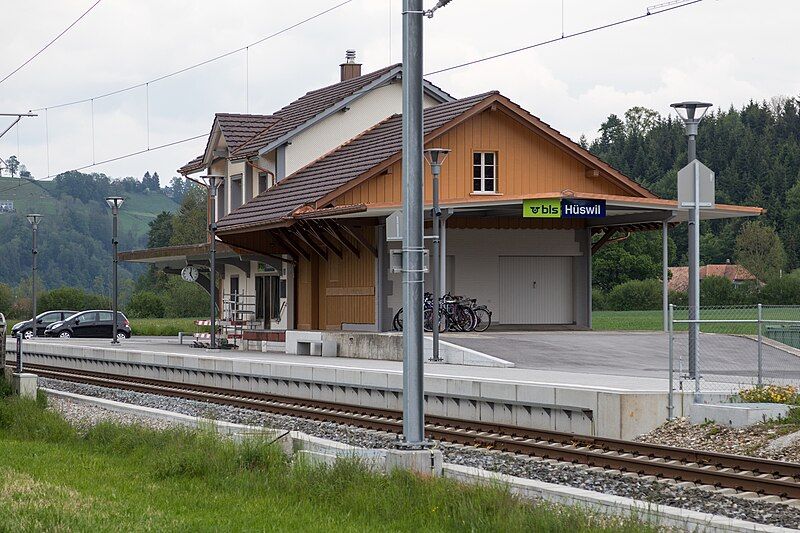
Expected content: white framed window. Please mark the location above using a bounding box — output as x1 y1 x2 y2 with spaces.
230 173 243 209
472 152 497 193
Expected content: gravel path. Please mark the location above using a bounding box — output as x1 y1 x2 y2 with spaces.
40 378 800 529
638 417 800 463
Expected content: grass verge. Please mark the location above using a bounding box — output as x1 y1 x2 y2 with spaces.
0 386 658 532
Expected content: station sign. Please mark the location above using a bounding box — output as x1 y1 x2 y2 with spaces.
523 198 606 219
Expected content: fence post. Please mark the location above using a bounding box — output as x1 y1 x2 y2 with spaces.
757 303 763 387
668 304 675 420
16 332 23 373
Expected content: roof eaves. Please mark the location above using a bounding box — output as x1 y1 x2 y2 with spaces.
256 65 404 158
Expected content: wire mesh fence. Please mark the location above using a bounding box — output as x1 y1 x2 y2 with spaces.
669 305 800 402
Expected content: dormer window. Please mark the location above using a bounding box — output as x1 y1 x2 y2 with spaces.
473 152 497 193
230 174 243 209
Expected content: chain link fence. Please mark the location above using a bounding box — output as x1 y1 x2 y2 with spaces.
668 305 800 410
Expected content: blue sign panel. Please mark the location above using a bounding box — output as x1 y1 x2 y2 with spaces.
560 198 606 218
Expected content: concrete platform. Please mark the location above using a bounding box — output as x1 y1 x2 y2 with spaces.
9 335 711 439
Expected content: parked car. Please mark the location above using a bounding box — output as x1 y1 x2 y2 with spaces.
11 310 78 339
44 310 131 340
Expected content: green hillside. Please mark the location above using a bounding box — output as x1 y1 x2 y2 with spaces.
0 172 180 294
0 176 179 244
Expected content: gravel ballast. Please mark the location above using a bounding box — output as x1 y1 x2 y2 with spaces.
40 377 800 529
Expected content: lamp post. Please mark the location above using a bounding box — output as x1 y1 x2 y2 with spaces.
105 197 125 344
424 148 450 363
198 175 225 348
26 214 42 340
671 101 712 382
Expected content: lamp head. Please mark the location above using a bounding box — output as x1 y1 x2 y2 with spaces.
670 101 713 122
423 148 451 167
26 213 42 227
199 174 225 198
105 196 125 211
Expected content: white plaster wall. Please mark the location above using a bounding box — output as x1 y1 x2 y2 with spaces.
386 228 583 325
284 82 440 175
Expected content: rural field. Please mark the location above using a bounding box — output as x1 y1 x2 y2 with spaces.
0 390 654 532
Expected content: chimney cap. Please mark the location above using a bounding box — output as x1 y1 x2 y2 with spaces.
345 49 357 63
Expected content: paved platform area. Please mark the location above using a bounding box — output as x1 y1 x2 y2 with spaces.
10 336 666 392
441 331 800 383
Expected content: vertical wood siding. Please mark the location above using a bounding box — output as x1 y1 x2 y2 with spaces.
333 108 632 208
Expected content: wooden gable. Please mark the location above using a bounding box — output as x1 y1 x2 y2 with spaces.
332 105 640 209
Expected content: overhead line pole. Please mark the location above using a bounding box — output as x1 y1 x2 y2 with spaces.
401 0 426 447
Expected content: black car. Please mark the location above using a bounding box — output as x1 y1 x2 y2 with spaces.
44 310 132 340
11 310 78 339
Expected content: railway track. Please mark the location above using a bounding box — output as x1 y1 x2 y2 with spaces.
12 361 800 500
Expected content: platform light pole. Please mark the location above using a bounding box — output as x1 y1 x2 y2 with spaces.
424 148 450 363
199 175 224 348
105 197 125 344
26 214 42 339
671 101 712 382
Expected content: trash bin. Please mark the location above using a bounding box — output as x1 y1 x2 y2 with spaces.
0 313 5 369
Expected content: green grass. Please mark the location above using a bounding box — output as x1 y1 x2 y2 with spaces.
0 391 658 532
128 317 208 336
593 307 800 335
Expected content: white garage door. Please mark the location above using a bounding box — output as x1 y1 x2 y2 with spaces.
499 256 574 324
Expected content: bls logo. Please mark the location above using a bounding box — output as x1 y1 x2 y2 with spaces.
523 198 561 218
529 204 559 216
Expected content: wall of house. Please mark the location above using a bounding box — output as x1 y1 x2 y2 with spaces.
335 107 632 209
384 227 589 327
284 81 441 176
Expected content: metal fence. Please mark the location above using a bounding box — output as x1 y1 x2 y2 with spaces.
668 304 800 412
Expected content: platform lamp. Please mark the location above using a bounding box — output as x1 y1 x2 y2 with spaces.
105 197 125 344
670 101 712 382
198 174 225 348
423 148 451 363
26 214 42 344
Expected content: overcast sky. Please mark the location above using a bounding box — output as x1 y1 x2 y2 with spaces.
1 0 798 185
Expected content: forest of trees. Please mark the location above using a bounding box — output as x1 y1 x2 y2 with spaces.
587 96 800 296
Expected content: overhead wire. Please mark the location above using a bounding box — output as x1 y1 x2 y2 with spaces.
424 0 703 76
28 0 354 112
17 0 703 181
0 0 103 86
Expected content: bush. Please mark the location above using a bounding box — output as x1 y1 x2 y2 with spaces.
759 276 800 305
591 288 608 311
606 279 662 311
126 291 166 318
0 283 12 317
38 287 110 312
700 276 737 306
669 289 688 306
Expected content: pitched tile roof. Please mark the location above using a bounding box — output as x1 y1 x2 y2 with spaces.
668 264 759 291
228 64 403 160
178 154 204 175
217 92 496 232
215 113 281 152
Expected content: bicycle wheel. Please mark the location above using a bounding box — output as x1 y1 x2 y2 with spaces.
393 308 403 331
424 308 448 333
454 305 477 332
473 306 492 332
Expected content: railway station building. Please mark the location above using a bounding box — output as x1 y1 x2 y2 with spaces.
121 54 761 334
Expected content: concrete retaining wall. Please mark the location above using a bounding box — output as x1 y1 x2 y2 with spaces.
16 341 688 438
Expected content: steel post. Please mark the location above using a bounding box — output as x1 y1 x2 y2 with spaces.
111 208 119 344
692 159 701 403
431 167 442 362
401 0 426 446
668 303 675 420
210 220 217 348
16 332 22 373
31 224 37 339
662 221 669 332
757 303 763 386
687 134 698 379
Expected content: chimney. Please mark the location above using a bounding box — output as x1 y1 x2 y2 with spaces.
340 49 362 81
